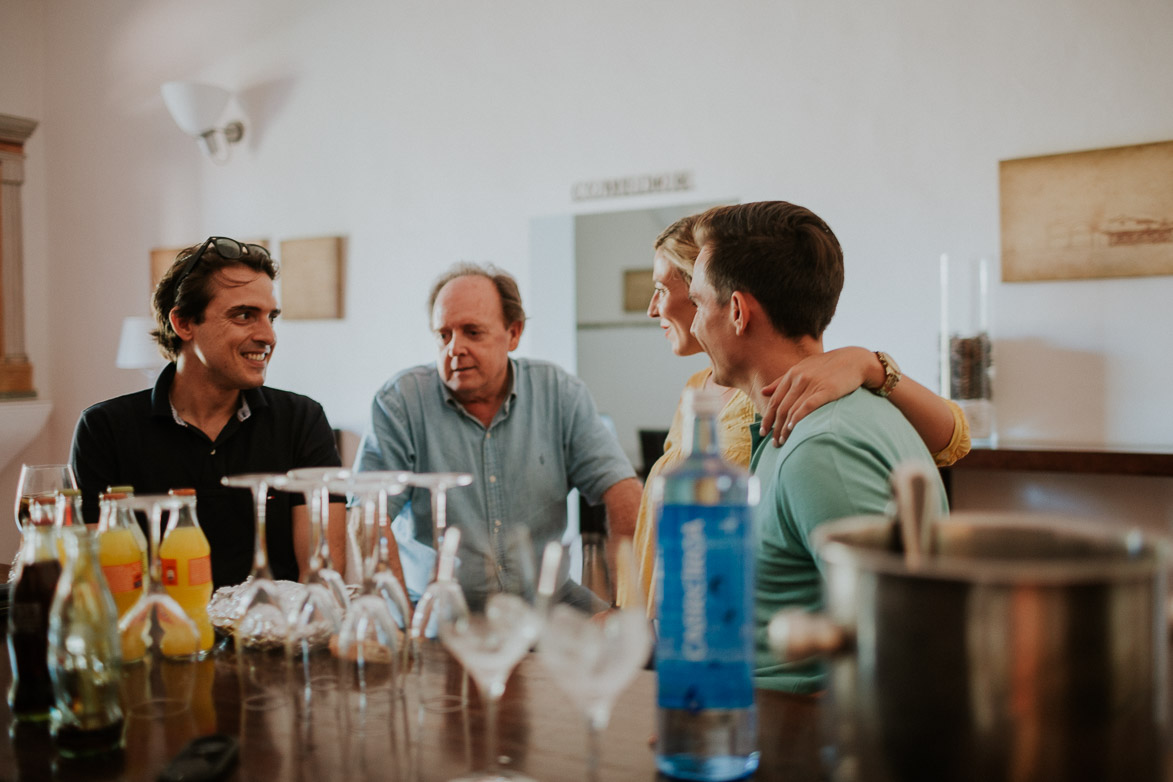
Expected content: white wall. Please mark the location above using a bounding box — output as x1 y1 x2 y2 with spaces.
2 0 1173 559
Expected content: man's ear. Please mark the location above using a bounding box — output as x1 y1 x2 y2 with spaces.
729 291 751 336
507 319 524 351
169 308 194 343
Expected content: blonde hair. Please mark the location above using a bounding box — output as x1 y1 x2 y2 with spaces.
653 215 701 284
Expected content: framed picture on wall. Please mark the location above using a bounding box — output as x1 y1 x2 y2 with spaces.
1000 139 1173 281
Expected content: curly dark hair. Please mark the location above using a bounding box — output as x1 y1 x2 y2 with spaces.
151 239 278 360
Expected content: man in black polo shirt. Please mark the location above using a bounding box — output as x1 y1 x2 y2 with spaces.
70 237 373 589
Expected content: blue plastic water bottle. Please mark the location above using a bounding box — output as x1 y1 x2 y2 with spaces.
654 388 759 781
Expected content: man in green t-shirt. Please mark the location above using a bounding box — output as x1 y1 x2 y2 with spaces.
688 201 947 694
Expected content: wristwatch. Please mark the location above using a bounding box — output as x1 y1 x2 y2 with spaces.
872 351 901 398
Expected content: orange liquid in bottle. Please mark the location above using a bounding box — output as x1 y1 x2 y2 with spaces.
158 525 215 655
98 527 146 662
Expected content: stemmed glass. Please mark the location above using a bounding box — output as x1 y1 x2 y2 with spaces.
272 473 347 673
285 467 352 614
325 471 412 701
536 541 654 782
409 527 470 715
220 472 291 709
117 494 202 717
438 527 543 782
15 463 77 531
402 472 473 581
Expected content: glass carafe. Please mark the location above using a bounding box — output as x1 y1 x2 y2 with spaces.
48 523 125 757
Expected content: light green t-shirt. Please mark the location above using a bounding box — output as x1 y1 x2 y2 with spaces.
749 389 947 694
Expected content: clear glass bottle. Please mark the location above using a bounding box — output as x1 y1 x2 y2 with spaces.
160 489 215 655
579 501 613 605
106 484 149 575
653 388 760 781
48 523 125 757
7 496 63 721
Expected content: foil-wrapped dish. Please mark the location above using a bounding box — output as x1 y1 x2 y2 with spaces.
208 577 361 650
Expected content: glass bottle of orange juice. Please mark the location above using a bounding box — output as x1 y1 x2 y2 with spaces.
106 485 148 577
159 490 214 656
96 491 145 663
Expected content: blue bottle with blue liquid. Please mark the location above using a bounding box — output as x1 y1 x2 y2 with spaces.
653 388 759 781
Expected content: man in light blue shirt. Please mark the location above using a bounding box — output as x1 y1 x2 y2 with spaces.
357 263 642 609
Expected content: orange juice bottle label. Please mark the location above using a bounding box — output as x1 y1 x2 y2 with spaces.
101 561 143 594
188 555 212 586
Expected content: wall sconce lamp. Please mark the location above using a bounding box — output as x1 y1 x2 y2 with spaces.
161 81 245 164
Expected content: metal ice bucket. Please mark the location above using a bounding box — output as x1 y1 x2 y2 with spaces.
800 512 1168 782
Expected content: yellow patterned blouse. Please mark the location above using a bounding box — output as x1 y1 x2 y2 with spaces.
615 367 971 614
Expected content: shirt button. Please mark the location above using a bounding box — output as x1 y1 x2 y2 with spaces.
494 520 501 528
489 475 497 483
210 449 216 455
486 433 491 439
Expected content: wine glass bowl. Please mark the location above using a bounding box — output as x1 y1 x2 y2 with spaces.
324 471 412 704
116 494 202 718
536 540 653 782
220 472 293 711
15 463 77 531
437 527 542 782
284 467 353 614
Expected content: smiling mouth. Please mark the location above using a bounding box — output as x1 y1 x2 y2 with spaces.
243 351 269 362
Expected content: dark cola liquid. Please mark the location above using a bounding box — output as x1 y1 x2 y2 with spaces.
55 718 125 758
7 558 63 719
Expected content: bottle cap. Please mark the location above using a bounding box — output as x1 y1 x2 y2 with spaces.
683 387 723 416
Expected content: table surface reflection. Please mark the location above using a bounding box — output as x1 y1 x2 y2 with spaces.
0 632 824 782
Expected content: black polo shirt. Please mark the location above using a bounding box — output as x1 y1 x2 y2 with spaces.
70 363 342 588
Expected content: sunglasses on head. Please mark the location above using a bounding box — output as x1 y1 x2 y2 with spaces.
174 237 271 296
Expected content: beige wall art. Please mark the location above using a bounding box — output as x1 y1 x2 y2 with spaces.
279 236 346 320
1000 140 1173 281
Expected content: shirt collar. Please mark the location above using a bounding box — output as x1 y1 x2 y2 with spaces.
439 358 519 419
150 362 267 425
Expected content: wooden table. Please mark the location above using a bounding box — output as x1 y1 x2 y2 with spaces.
0 636 823 782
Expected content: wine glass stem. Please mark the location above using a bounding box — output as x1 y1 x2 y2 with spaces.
252 484 271 577
482 690 500 773
586 719 604 782
316 486 333 568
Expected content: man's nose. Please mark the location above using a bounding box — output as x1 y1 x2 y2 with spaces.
647 292 660 319
256 317 277 345
446 333 467 356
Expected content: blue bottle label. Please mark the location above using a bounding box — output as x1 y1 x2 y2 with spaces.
657 503 755 710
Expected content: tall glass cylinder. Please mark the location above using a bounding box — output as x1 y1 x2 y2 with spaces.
940 254 997 448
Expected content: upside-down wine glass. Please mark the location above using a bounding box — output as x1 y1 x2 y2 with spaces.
272 470 352 778
117 494 202 717
272 474 347 676
409 527 469 716
438 527 544 782
325 471 412 703
220 472 291 710
537 540 654 782
285 467 352 615
402 472 473 581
